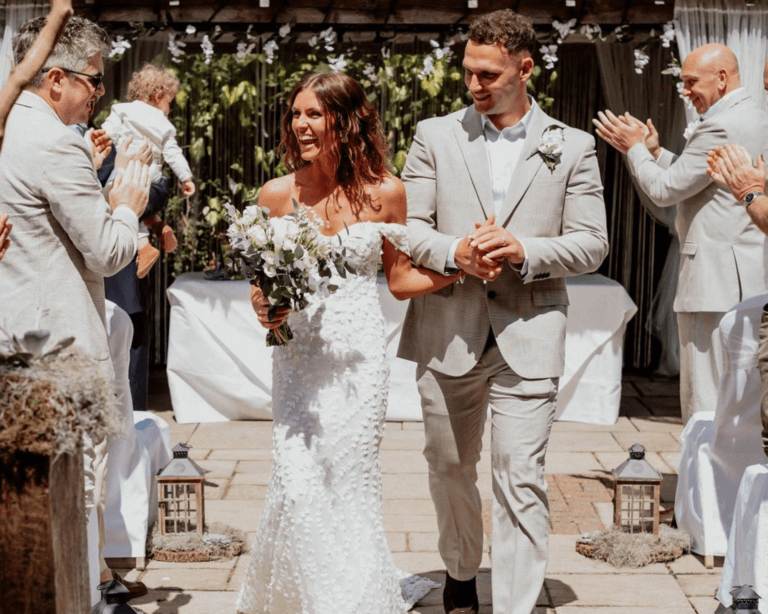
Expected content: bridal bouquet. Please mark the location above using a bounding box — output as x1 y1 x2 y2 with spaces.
225 200 352 346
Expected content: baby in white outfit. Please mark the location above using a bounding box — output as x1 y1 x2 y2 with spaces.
101 63 195 278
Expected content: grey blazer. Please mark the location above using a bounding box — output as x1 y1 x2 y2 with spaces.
397 102 609 379
0 91 138 375
627 88 768 313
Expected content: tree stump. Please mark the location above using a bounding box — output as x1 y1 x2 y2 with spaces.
0 348 118 614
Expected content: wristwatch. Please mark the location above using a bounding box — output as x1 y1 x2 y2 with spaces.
742 191 765 207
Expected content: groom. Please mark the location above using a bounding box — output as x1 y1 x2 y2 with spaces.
397 9 608 614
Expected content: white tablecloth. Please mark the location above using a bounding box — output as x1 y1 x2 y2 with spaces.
167 272 636 424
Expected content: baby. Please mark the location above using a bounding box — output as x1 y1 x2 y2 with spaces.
101 63 195 278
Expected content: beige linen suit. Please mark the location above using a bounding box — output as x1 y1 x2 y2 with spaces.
0 91 139 573
626 88 768 422
397 101 608 614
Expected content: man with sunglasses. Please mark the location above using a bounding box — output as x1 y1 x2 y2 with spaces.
0 15 151 601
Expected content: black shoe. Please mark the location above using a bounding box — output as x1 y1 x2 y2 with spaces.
443 572 479 614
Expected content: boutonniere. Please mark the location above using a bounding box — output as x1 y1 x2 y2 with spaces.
537 125 565 171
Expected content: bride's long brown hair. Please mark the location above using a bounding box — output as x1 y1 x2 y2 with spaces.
278 72 390 214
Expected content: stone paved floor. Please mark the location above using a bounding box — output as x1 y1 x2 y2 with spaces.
112 370 728 614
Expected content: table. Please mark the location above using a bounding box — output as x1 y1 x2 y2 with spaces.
167 272 636 424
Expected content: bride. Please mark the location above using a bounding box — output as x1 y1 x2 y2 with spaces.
235 72 462 614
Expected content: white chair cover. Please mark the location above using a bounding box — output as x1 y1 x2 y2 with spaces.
101 302 172 557
674 294 768 556
717 463 768 614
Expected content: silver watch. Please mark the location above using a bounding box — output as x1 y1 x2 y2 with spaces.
742 191 765 207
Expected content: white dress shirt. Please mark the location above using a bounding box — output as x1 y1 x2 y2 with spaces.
446 103 534 271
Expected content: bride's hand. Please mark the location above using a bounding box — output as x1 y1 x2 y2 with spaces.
250 284 290 329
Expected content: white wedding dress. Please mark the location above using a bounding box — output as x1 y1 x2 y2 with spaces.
236 222 438 614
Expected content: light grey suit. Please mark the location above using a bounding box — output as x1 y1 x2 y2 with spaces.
0 90 139 576
0 91 138 374
626 88 768 421
397 101 608 613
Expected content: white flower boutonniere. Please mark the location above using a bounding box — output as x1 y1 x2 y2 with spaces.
537 125 564 172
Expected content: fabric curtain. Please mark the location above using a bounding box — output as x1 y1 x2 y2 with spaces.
594 41 687 375
0 0 48 87
675 0 768 123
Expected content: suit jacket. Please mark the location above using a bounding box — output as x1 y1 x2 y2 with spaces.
0 91 138 376
396 102 609 379
627 88 768 313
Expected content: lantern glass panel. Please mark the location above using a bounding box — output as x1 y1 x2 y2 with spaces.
160 482 200 533
619 483 656 533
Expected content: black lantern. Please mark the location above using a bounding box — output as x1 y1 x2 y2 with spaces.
157 443 205 535
612 443 663 534
730 585 761 614
90 579 139 613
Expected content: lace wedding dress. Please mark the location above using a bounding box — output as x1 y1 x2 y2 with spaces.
236 222 438 614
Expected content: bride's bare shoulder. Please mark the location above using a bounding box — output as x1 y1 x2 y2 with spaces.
369 174 406 224
258 175 296 216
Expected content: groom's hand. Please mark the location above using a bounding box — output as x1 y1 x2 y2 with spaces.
469 219 525 265
454 215 503 282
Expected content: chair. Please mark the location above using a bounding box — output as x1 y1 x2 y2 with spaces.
716 463 768 614
674 294 768 567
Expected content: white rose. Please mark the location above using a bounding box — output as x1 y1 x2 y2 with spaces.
283 237 297 252
246 225 268 246
270 217 300 251
539 142 562 156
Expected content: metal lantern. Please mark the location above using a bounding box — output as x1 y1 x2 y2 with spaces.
157 443 205 535
730 585 761 614
90 579 139 614
612 443 662 535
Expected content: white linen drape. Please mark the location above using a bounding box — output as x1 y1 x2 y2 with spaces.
594 41 686 376
0 0 48 87
675 0 768 122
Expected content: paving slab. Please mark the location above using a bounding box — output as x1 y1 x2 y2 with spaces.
382 472 432 499
205 499 265 533
231 471 271 485
132 590 239 613
545 452 604 474
383 498 437 516
202 477 230 500
195 459 237 478
549 431 625 453
545 535 670 574
381 428 427 450
594 451 671 473
689 595 724 614
677 574 722 597
629 416 684 433
551 417 638 433
386 531 407 552
546 573 691 608
140 567 231 591
208 448 274 460
620 397 653 418
163 421 198 445
668 554 724 574
383 513 439 532
557 608 696 614
186 421 272 450
613 431 681 452
225 484 269 500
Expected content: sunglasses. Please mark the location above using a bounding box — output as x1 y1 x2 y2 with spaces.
42 66 104 90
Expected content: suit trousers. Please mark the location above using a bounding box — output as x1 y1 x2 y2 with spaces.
417 336 557 614
83 433 109 575
757 305 768 456
678 311 726 424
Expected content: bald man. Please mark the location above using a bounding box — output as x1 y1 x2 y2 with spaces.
594 44 768 423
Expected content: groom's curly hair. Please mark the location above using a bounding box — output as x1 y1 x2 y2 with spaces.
467 9 537 57
279 72 390 215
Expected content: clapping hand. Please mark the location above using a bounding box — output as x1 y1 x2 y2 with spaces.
707 144 766 201
86 128 112 170
109 159 151 217
250 283 291 329
114 135 152 175
593 110 658 157
0 213 11 261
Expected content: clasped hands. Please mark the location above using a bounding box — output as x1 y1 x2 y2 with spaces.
455 214 523 282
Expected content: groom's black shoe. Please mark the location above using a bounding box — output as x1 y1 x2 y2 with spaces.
443 572 479 614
